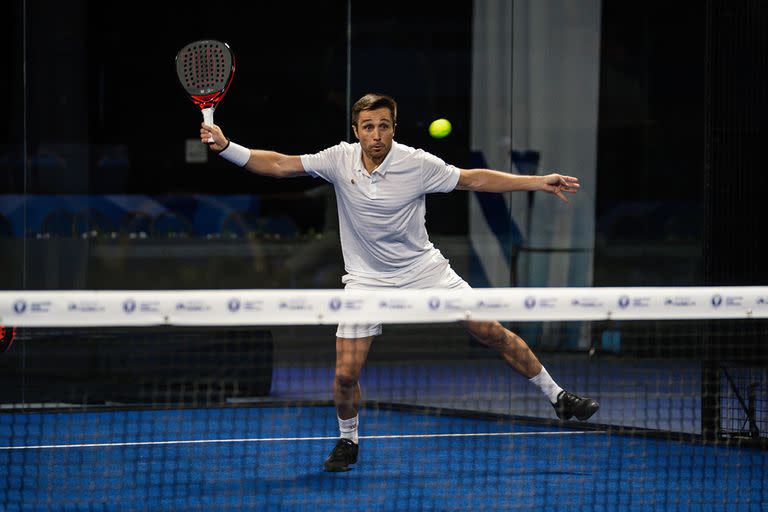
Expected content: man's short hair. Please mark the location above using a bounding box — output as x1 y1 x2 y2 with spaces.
351 93 397 127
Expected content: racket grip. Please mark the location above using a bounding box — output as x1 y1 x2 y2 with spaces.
202 107 215 143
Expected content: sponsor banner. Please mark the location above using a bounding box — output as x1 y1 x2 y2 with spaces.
0 291 167 327
463 289 520 321
1 287 767 327
318 290 384 325
430 287 768 322
609 287 768 320
365 289 467 324
166 290 323 326
162 290 227 325
293 290 468 325
480 288 614 321
246 291 326 326
470 288 616 321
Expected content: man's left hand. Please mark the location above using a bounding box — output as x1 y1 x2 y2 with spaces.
541 174 580 202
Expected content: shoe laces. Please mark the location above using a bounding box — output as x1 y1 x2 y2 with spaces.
559 391 581 406
328 439 355 461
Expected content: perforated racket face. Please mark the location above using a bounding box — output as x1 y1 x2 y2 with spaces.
175 40 234 108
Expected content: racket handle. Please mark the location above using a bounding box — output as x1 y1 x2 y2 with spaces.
202 107 215 143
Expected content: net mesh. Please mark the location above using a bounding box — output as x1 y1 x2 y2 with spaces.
0 303 766 511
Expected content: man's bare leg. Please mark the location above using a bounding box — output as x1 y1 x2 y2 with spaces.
461 320 599 420
324 335 373 472
461 320 542 378
334 336 374 420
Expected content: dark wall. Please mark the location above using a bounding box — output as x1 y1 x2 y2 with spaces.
81 2 349 196
703 1 768 285
3 0 473 233
351 2 473 235
1 0 25 193
595 1 768 286
595 2 706 285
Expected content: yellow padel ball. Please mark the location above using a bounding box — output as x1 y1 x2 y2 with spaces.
429 118 452 139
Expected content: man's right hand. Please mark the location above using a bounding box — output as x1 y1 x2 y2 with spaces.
201 122 228 151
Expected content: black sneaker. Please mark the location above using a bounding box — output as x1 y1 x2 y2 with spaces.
552 390 599 421
323 438 359 472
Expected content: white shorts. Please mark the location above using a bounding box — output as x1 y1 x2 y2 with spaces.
335 253 471 339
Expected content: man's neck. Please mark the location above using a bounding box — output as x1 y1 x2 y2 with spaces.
361 153 385 174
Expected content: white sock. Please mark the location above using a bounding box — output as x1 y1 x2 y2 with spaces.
529 366 563 404
338 415 359 444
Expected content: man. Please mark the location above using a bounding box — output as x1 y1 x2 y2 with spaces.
200 92 599 472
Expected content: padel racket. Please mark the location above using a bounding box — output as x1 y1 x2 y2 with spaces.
175 40 235 142
0 325 16 353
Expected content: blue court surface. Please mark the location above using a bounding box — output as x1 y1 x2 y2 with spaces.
1 405 765 511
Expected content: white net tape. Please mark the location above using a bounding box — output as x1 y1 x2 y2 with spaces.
1 287 767 327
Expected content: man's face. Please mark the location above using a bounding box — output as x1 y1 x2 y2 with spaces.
353 107 395 162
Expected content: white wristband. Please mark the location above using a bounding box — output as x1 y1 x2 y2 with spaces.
218 141 251 167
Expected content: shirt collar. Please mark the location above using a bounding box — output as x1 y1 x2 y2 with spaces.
354 141 396 176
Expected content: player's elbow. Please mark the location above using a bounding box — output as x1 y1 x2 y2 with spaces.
246 163 287 179
273 163 305 179
272 165 292 179
251 154 302 179
278 156 306 178
456 169 484 191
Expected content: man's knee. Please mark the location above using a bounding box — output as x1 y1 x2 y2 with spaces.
334 370 359 389
463 320 507 347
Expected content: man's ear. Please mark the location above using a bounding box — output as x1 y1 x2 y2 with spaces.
352 125 359 140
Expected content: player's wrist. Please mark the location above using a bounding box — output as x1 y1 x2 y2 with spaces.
218 140 250 167
214 138 231 153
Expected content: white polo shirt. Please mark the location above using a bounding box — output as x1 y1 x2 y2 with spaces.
300 141 460 278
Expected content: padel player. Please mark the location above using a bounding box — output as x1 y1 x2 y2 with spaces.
200 93 599 472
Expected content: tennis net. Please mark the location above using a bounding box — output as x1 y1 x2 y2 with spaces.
0 287 766 511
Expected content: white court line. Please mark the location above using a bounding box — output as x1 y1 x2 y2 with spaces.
0 430 605 451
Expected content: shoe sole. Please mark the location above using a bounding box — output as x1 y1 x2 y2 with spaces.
324 464 353 472
574 402 600 421
555 401 600 421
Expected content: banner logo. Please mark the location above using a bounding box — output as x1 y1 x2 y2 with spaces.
176 301 210 312
571 297 603 308
477 300 509 309
279 299 312 311
664 297 696 307
67 302 104 313
378 299 411 310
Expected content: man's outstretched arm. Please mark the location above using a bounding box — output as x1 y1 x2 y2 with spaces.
455 168 580 202
201 122 307 179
